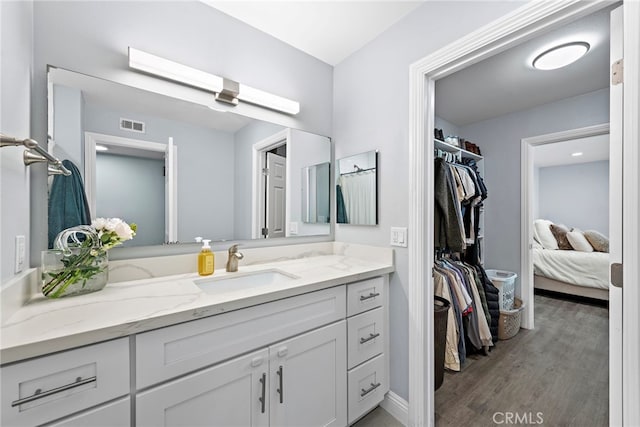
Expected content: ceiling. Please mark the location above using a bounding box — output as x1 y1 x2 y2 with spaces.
202 2 612 127
436 7 611 126
201 0 424 66
533 134 609 168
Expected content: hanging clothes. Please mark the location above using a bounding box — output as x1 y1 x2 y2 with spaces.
435 258 495 371
434 158 465 252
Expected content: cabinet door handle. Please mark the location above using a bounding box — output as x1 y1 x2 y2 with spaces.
11 376 97 407
360 332 381 344
360 292 380 301
276 365 284 404
259 373 266 413
360 382 381 397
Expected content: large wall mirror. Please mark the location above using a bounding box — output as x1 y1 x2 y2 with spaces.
336 150 378 225
48 67 331 248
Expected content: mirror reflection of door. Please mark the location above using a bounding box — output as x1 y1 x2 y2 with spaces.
264 148 286 238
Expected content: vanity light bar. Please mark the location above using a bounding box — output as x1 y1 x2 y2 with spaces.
128 47 300 115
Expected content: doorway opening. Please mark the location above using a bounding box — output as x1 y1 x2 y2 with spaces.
251 129 290 239
405 1 630 425
84 132 178 245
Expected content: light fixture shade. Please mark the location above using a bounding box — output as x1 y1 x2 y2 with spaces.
128 47 223 92
239 84 300 115
128 47 300 115
532 42 590 70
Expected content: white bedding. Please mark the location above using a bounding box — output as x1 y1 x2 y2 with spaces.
533 248 609 290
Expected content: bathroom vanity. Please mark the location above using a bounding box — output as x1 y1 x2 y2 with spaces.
0 243 393 427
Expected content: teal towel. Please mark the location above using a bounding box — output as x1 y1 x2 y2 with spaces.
48 160 91 248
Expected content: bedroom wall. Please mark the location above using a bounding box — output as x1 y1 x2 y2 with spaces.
538 160 609 235
333 0 523 402
461 88 609 295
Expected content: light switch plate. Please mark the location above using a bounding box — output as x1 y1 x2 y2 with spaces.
390 227 408 247
15 235 26 273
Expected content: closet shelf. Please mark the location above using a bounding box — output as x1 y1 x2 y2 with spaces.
435 138 483 161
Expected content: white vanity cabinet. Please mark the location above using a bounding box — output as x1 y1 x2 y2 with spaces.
345 276 389 425
137 348 270 427
137 321 346 427
135 285 348 427
269 321 346 427
0 338 130 427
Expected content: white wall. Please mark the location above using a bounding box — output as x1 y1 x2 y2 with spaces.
1 1 33 284
52 84 83 169
461 88 609 294
333 0 523 401
30 1 333 263
537 160 609 235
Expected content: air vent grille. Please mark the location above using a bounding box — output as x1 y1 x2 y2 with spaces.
120 118 145 133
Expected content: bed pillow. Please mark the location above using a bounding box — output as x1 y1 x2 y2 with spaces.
566 230 593 252
550 223 572 250
584 230 609 252
534 219 558 250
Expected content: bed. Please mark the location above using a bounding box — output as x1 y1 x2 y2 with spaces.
533 248 610 301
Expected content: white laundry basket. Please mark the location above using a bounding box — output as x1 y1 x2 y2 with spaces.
486 269 517 311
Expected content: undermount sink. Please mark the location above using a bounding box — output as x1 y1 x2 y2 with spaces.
194 269 299 294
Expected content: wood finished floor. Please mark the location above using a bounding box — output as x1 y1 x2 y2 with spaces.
435 293 609 427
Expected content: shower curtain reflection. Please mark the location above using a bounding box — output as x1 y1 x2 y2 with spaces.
338 169 376 225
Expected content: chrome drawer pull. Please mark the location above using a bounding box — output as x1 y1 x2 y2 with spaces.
360 332 380 344
11 376 97 407
276 365 284 404
259 373 266 413
360 382 381 397
359 292 380 301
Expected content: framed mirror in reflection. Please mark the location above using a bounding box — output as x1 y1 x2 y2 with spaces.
47 67 331 248
336 151 378 225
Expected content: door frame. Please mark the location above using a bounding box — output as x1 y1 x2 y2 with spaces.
84 131 178 243
251 129 290 239
406 1 638 425
520 123 610 330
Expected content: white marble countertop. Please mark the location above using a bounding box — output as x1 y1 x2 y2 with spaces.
1 243 393 364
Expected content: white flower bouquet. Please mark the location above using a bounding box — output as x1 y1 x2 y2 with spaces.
41 218 137 298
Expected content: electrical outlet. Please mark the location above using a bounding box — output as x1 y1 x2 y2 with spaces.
15 235 26 273
390 227 408 247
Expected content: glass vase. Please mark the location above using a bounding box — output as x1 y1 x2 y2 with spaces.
42 225 109 298
41 248 109 298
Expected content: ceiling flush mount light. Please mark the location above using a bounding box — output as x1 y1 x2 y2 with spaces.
571 152 583 157
128 47 300 115
95 145 109 152
532 42 590 70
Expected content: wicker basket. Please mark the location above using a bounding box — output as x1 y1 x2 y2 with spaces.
498 297 524 340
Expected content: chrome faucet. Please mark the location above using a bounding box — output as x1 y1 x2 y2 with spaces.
226 244 244 272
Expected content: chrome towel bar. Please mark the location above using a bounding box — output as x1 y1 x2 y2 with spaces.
1 134 71 176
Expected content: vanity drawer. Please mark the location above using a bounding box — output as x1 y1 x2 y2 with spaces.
46 397 130 427
347 277 384 317
347 354 387 425
136 285 346 389
347 307 384 369
0 338 129 427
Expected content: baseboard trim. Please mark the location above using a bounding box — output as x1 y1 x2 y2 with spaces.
381 391 408 426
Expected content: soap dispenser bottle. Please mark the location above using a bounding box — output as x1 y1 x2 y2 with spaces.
198 239 214 276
